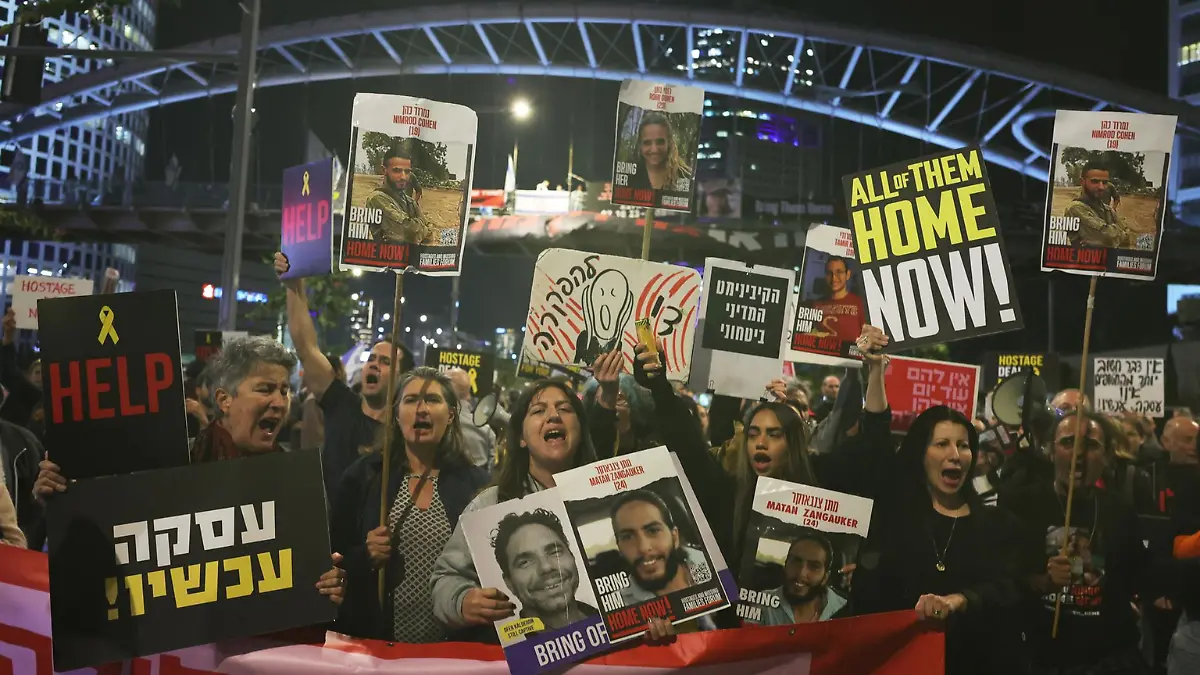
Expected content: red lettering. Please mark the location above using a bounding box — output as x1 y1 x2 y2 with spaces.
607 606 641 631
145 353 174 413
116 356 145 415
50 362 83 423
347 241 377 258
85 358 115 419
637 596 673 622
317 199 329 233
282 206 295 246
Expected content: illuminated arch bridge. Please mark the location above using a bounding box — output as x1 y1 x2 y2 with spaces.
3 2 1199 207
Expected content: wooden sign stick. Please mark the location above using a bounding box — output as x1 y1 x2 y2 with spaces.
377 271 406 608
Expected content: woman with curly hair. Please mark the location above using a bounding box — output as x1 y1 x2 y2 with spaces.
630 112 692 192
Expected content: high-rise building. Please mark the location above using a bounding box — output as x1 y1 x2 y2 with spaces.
1169 1 1200 223
0 1 154 203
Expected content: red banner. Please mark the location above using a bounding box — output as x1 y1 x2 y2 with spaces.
0 545 943 674
884 355 980 432
471 189 506 209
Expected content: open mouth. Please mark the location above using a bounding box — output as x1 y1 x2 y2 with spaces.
637 556 663 571
752 452 772 472
941 467 963 486
544 428 566 442
257 418 281 435
412 419 433 431
364 374 380 385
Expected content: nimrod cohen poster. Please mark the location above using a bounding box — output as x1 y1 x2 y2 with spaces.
610 79 704 213
787 223 866 368
1040 110 1176 281
553 446 732 644
843 146 1024 351
339 93 478 275
737 477 872 627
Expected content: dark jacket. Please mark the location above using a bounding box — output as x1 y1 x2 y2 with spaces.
330 448 488 640
0 418 45 549
0 343 40 430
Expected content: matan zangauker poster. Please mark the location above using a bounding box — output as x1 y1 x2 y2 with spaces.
554 447 734 646
737 477 872 627
339 93 478 275
609 79 704 212
1041 110 1176 281
788 223 866 368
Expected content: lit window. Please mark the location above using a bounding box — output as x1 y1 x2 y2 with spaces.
62 29 75 45
806 48 814 56
1182 42 1200 66
691 49 700 59
716 130 728 138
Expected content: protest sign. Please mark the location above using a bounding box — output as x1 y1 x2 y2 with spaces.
554 446 732 644
280 159 334 279
425 345 495 398
1041 110 1176 281
339 94 478 275
38 290 189 480
843 146 1023 351
690 259 792 400
517 355 553 381
521 249 702 382
883 355 980 432
460 488 607 675
610 80 703 212
1092 357 1165 417
44 449 334 671
194 330 248 363
787 224 865 368
981 352 1060 396
11 275 94 330
736 477 872 626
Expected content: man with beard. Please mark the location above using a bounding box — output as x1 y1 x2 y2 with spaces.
366 145 430 244
493 508 598 632
275 252 413 505
610 489 716 631
1063 161 1138 249
758 531 850 625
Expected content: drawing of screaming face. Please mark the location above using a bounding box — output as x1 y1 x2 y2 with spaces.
584 269 634 344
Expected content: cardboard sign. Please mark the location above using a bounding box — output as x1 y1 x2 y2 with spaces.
38 290 189 480
883 355 980 432
45 449 335 671
843 146 1023 351
553 447 733 644
1092 357 1165 417
1041 110 1176 281
424 345 495 398
280 158 334 279
193 330 248 363
520 249 702 382
610 80 704 212
690 259 792 400
11 275 95 330
339 94 478 275
787 224 865 368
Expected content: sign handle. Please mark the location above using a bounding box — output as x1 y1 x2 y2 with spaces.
377 271 406 609
1051 274 1098 638
640 207 656 261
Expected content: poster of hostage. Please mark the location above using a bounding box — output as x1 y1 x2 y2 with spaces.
610 79 703 212
554 446 732 644
788 223 866 368
460 488 608 675
843 146 1023 351
737 478 872 626
339 93 478 275
1041 110 1176 281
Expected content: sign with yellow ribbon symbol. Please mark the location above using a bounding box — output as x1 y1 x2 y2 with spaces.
301 170 311 196
426 345 495 398
280 158 334 280
97 306 120 345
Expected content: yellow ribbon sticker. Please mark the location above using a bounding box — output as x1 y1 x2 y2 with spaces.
98 306 119 345
468 367 478 395
301 170 311 196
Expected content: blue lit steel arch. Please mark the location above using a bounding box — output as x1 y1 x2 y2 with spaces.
4 2 1199 186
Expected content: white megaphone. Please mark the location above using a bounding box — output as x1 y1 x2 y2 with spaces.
985 367 1056 450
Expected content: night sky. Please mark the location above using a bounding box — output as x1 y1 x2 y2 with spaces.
144 0 1172 353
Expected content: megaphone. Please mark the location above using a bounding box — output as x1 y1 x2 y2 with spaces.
987 368 1057 450
472 393 498 427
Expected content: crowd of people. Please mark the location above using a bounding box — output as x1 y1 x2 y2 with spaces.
0 253 1198 675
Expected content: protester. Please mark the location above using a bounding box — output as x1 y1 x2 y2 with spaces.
0 414 45 549
0 308 41 429
581 372 657 457
445 367 496 470
32 336 347 602
1050 389 1090 417
299 353 346 452
332 367 489 642
276 252 413 502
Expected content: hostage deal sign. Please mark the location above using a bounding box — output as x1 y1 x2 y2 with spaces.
884 355 980 432
425 345 495 397
11 275 95 330
844 147 1023 351
38 290 189 480
45 449 335 671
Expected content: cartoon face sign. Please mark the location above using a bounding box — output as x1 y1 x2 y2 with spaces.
584 270 634 343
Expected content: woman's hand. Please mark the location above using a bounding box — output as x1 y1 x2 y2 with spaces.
365 526 391 570
315 552 346 605
33 459 67 505
185 399 209 429
461 587 516 625
915 593 967 621
594 351 623 410
274 252 301 290
766 378 787 402
633 342 664 384
643 617 676 645
856 325 889 366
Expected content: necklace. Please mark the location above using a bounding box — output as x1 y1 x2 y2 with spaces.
931 515 958 573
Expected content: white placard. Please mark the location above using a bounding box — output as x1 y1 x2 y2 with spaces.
1092 356 1165 417
12 276 95 330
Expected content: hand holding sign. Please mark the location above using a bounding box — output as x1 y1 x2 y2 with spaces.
461 587 516 625
2 308 15 346
857 324 890 366
594 351 623 410
33 459 68 505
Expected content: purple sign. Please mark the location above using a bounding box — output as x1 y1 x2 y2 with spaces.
280 159 333 279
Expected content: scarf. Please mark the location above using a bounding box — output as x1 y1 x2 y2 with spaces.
190 421 282 464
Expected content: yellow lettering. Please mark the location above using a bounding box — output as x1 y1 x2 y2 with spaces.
106 577 119 620
224 555 255 599
884 201 920 257
146 569 168 597
957 184 995 240
849 177 871 207
124 574 147 616
922 159 944 190
916 192 963 250
940 155 958 184
852 207 887 264
171 561 220 608
257 548 293 594
906 163 926 191
958 150 982 181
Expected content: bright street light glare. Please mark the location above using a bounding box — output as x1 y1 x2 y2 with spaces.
419 314 428 322
511 98 532 120
381 313 391 321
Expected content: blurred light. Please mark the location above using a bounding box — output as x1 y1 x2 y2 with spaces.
435 328 443 335
405 326 411 333
511 98 532 120
351 269 363 277
401 297 406 304
359 352 370 362
495 327 506 334
381 313 391 321
511 354 517 360
759 39 768 46
806 69 813 76
378 327 385 333
454 301 460 308
419 314 427 322
351 293 359 301
457 343 463 349
806 48 813 56
521 326 526 332
431 342 438 348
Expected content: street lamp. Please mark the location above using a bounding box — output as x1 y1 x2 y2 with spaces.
511 98 533 189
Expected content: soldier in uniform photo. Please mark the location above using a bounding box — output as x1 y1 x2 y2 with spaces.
365 145 430 244
1064 160 1137 249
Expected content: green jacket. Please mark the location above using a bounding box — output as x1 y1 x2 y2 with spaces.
1064 193 1135 248
364 183 428 243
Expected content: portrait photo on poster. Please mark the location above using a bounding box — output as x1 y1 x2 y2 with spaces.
610 80 704 213
788 224 865 368
340 94 477 275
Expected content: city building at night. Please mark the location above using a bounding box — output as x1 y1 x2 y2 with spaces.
1169 0 1200 223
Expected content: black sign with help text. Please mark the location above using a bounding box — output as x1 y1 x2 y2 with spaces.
699 266 790 359
38 290 189 480
46 449 335 671
424 345 495 398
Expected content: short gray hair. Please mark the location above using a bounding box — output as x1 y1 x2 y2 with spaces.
206 336 297 415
